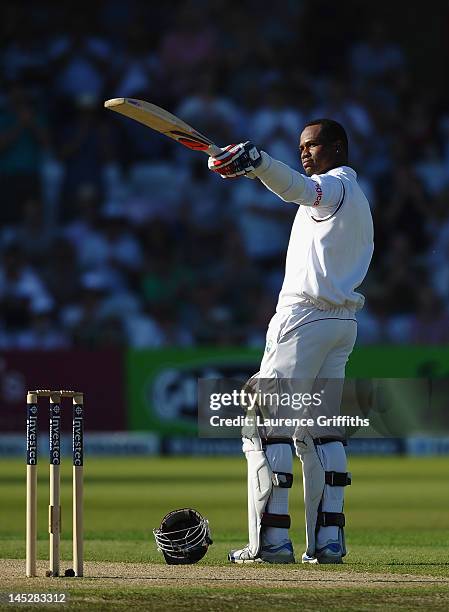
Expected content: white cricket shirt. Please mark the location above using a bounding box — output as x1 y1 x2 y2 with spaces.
253 154 374 312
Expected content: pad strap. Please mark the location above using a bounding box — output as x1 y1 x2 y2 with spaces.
261 513 291 529
314 437 347 446
317 511 345 527
325 471 351 486
272 471 293 488
262 438 294 450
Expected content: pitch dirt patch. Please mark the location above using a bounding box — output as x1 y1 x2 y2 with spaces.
1 560 449 590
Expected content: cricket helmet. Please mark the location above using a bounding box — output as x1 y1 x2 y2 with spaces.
153 508 212 565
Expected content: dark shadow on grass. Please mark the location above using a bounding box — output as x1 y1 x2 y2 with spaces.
85 575 449 584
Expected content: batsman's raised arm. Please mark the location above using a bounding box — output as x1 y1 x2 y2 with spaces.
256 151 345 209
208 120 353 209
208 142 344 210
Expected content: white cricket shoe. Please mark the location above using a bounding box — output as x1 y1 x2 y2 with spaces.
228 545 262 564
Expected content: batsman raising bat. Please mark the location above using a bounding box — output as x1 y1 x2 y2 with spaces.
104 100 374 565
208 120 374 564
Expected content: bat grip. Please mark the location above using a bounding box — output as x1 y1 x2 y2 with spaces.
207 144 222 157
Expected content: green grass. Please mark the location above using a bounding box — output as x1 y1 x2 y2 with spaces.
4 586 449 612
1 455 449 610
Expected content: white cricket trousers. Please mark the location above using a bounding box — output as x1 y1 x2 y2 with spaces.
258 304 357 440
258 304 357 546
260 304 357 380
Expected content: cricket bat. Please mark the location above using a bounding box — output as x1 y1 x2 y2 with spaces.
104 98 222 156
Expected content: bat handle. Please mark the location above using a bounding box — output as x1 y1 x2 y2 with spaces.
207 144 223 157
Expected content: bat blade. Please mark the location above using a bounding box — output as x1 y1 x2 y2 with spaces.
104 98 221 156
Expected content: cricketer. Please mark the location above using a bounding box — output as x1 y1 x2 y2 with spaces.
208 119 374 564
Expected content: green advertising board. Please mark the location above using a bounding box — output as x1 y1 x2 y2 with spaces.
126 346 449 433
348 346 449 378
126 347 261 433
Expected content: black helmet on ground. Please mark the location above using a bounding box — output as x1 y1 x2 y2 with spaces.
153 508 213 565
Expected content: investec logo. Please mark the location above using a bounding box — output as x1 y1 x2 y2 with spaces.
27 411 38 464
50 414 61 465
73 417 83 466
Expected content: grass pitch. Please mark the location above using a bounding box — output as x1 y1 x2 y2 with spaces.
0 455 448 610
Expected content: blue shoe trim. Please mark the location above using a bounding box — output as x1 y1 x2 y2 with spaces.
317 542 342 555
261 542 294 554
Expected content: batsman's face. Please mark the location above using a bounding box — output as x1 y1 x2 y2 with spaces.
299 125 336 176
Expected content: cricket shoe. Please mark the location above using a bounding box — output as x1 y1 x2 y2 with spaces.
228 545 262 564
302 541 343 565
260 541 295 564
229 541 295 564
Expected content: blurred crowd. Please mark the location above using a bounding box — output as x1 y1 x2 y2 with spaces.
1 0 449 350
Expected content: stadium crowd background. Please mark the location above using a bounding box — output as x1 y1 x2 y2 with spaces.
1 0 449 350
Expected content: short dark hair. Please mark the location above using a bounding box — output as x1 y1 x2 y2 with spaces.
303 118 348 157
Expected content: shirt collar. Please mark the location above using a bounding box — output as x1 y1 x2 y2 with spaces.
325 165 357 179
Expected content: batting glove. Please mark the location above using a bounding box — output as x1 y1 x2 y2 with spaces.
208 141 263 178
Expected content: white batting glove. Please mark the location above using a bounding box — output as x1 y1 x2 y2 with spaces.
208 142 262 178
